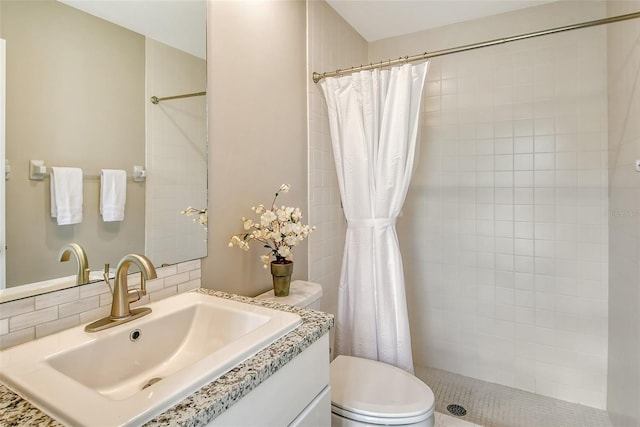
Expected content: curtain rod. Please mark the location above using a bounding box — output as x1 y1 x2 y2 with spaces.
150 91 206 104
312 10 640 83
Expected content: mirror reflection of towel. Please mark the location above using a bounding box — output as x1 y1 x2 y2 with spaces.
50 167 83 225
100 169 127 222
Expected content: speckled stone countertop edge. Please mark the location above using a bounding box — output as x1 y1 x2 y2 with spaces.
0 288 334 427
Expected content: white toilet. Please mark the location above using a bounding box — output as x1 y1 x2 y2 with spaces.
257 281 436 427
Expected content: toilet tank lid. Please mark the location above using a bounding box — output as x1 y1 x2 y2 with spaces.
255 280 322 307
330 356 434 420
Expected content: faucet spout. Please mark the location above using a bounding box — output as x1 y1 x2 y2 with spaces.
85 253 157 332
58 243 90 285
111 254 157 319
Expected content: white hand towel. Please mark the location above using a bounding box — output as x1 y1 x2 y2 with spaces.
100 169 127 222
50 167 83 225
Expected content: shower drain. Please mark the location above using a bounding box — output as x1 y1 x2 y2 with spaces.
446 404 467 417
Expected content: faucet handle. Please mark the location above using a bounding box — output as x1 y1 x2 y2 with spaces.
127 288 142 304
103 263 113 294
138 272 148 297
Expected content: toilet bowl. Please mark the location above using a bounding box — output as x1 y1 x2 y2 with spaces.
257 281 435 427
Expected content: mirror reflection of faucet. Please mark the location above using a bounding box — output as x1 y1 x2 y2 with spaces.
85 253 157 333
58 243 116 285
58 243 90 285
90 267 115 283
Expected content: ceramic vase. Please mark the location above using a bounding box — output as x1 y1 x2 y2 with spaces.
270 261 293 297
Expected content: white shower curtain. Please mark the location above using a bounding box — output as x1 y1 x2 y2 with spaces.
320 62 428 372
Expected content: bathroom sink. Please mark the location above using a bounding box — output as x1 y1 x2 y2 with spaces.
0 291 302 426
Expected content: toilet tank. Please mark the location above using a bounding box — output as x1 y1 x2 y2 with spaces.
256 280 323 310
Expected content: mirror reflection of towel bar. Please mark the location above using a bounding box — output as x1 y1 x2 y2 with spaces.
150 91 206 104
29 160 146 182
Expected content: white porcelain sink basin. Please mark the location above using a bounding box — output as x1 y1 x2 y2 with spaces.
0 291 302 426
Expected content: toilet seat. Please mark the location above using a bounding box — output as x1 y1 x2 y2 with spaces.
331 405 432 425
330 356 435 425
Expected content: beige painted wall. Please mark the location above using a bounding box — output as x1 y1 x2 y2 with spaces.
2 0 145 287
606 1 640 424
203 0 308 296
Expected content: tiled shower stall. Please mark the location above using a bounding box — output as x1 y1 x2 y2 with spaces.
307 1 639 424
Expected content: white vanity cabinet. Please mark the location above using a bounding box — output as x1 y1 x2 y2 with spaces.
208 333 331 426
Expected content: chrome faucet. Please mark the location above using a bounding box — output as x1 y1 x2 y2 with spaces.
58 243 90 285
85 253 157 332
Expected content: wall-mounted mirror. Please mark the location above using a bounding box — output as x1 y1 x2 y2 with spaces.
0 0 207 298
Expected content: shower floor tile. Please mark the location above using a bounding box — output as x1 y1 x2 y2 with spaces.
418 366 612 427
436 411 483 426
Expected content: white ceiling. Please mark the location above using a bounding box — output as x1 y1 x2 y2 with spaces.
326 0 557 41
59 0 556 56
59 0 206 59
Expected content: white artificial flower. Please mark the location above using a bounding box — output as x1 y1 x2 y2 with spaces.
278 184 290 193
276 208 288 222
198 212 208 227
181 207 207 229
260 254 271 264
278 246 291 258
292 208 302 221
261 210 277 227
229 236 241 248
284 235 298 246
229 185 314 266
270 231 283 243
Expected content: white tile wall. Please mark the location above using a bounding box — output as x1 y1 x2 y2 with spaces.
368 2 609 410
606 0 640 425
307 1 367 320
0 259 201 350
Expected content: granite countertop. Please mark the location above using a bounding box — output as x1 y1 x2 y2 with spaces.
0 288 334 427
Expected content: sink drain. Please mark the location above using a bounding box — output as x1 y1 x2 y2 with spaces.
447 404 467 417
129 329 142 342
141 377 163 390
